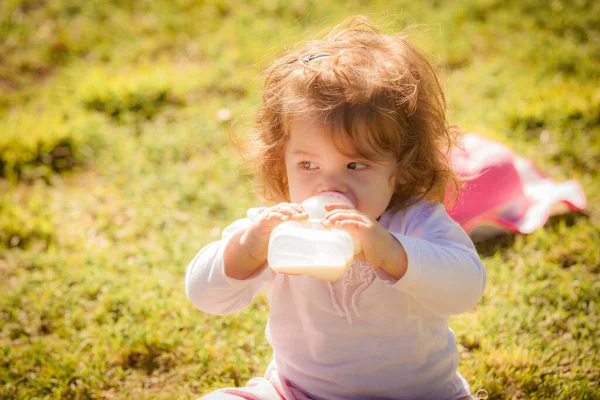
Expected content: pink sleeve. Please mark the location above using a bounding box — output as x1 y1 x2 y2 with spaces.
185 209 273 315
378 201 487 315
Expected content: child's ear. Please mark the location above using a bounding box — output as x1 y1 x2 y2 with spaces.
392 168 407 185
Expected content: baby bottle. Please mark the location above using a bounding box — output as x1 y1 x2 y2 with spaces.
268 192 361 281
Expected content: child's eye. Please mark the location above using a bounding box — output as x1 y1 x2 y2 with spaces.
347 162 368 170
300 161 318 170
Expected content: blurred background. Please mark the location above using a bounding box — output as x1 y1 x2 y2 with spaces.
1 0 599 399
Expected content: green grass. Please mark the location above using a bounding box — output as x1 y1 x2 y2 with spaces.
1 0 599 399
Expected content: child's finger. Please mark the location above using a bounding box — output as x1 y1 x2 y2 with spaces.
323 202 352 211
322 209 363 223
271 203 307 218
329 219 369 231
323 209 364 220
263 211 289 224
280 203 306 214
281 207 309 220
353 251 366 262
322 212 368 230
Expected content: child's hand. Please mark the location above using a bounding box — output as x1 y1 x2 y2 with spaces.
240 203 308 263
322 203 408 281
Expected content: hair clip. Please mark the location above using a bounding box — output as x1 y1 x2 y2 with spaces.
301 53 332 64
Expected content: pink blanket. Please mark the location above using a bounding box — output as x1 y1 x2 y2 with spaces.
444 134 588 242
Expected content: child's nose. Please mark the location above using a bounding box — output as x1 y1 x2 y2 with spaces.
317 170 348 193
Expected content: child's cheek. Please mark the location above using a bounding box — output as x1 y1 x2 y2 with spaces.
286 171 312 203
354 173 373 187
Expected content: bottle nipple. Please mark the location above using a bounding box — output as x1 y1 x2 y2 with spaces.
301 192 354 219
300 192 361 254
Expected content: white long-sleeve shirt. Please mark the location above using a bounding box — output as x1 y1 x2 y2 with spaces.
186 200 486 400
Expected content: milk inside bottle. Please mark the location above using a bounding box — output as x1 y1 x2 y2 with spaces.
268 192 361 281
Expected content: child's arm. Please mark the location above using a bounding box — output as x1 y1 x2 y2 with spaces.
185 217 268 315
324 201 486 315
224 203 307 280
382 201 487 315
322 203 409 281
186 204 307 315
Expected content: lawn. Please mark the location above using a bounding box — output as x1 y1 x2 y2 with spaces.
1 0 599 399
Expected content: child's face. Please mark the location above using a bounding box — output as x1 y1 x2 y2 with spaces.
284 117 397 219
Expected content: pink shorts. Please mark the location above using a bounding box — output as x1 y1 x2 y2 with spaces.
200 363 311 400
199 363 476 400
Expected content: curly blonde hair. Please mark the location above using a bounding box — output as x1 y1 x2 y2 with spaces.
250 16 460 211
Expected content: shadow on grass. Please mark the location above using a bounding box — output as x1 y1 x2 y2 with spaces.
475 233 517 258
544 210 590 230
474 211 590 258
